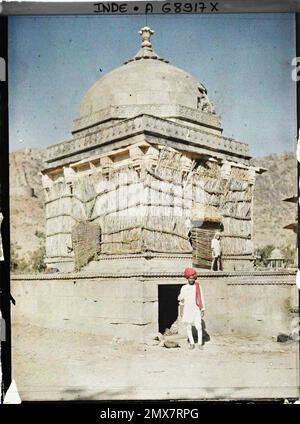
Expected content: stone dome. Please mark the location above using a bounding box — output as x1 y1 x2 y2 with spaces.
74 27 218 132
79 59 206 117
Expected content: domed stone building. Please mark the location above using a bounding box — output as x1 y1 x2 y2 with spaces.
10 28 299 400
42 27 262 273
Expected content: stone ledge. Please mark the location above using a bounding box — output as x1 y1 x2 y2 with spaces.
72 104 222 133
45 114 249 166
11 269 296 281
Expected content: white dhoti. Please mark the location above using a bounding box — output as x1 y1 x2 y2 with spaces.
178 284 205 345
181 301 202 325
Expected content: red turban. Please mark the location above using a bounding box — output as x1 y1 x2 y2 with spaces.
183 268 203 309
183 267 198 280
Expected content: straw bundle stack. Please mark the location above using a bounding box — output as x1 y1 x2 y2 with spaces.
220 235 252 255
101 216 192 255
71 221 101 271
43 146 256 264
222 217 251 238
91 168 142 219
191 226 216 268
45 182 78 259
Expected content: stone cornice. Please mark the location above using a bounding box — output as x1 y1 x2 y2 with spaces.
11 269 296 281
45 114 249 169
72 104 222 133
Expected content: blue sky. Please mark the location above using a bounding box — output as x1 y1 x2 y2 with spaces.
8 14 297 157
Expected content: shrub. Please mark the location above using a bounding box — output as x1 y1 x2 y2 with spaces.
10 242 30 272
255 245 275 267
30 243 46 272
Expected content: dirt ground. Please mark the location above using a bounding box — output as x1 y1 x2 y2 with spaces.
12 324 299 401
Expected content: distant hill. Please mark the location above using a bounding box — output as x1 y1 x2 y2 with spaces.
9 149 297 266
251 152 297 250
10 148 45 264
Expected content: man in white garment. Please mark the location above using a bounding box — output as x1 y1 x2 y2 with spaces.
211 232 222 271
178 268 205 350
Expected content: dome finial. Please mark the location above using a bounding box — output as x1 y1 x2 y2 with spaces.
124 26 168 64
139 26 154 49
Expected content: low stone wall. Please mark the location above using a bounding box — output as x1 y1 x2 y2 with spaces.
11 270 298 341
204 272 298 337
11 276 157 341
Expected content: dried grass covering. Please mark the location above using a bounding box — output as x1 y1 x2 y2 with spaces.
101 216 192 255
72 221 101 271
45 146 255 261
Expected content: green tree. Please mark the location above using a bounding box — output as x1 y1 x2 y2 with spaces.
255 245 275 267
30 231 46 272
10 242 30 272
30 243 46 272
282 245 296 267
34 230 45 240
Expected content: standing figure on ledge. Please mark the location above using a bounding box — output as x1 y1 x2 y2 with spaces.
178 268 205 350
211 232 222 271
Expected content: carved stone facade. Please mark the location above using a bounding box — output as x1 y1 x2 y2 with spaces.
42 27 263 272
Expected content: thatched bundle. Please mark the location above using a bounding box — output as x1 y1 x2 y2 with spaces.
219 201 251 220
45 181 84 259
46 215 76 236
222 217 251 238
194 159 220 178
224 188 252 202
46 180 71 202
229 179 249 192
44 149 256 262
203 192 220 207
91 169 143 219
71 221 101 271
191 204 222 223
230 167 249 181
221 236 253 255
73 176 96 203
101 216 192 255
203 178 227 194
46 233 73 258
191 226 216 268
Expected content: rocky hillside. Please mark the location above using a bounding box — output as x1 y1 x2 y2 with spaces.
10 148 45 264
251 153 297 250
9 149 297 266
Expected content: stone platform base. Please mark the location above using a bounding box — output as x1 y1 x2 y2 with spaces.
84 253 193 273
46 253 255 273
11 270 298 341
220 255 255 271
44 257 74 273
10 270 298 401
45 254 193 274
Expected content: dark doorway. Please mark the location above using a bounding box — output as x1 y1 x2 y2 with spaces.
158 284 183 334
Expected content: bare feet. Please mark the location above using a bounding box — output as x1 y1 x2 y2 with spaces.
188 344 195 350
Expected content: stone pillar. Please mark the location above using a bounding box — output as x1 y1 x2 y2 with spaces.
221 161 231 179
100 156 113 173
248 167 256 185
129 145 144 161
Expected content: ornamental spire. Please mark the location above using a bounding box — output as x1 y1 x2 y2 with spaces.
139 26 154 49
124 27 168 64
